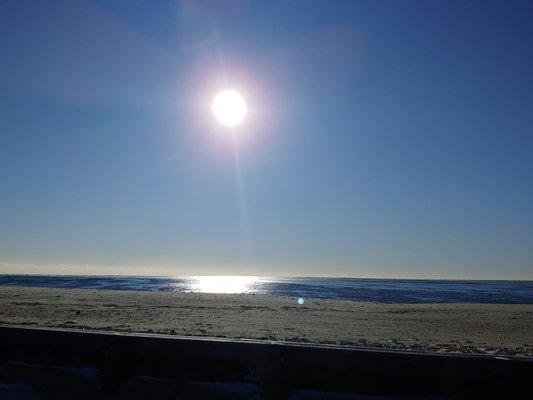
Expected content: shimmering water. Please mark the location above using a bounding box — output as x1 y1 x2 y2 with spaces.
1 275 532 304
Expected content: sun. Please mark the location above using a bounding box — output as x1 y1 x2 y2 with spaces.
211 90 247 127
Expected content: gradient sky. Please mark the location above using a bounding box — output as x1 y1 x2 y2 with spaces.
1 0 532 279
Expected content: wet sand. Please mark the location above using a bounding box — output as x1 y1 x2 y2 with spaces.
0 286 531 356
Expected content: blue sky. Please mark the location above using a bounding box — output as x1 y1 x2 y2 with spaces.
1 0 532 279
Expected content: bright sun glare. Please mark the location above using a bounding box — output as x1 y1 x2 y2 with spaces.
191 276 258 294
212 90 247 127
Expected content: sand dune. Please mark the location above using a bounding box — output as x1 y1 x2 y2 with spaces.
0 286 531 357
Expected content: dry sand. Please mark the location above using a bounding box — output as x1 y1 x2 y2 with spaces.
0 286 531 357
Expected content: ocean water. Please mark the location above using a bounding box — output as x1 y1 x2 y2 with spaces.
0 275 532 304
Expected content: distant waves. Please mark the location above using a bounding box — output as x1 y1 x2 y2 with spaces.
0 275 532 304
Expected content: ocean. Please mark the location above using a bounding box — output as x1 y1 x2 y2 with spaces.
0 275 532 304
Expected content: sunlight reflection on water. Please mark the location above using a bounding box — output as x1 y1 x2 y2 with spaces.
189 276 259 294
1 275 530 303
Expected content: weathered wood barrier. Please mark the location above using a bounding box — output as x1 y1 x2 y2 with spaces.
0 325 531 399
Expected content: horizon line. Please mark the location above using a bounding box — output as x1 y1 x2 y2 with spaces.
0 271 532 283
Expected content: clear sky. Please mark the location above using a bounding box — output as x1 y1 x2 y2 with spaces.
1 0 532 279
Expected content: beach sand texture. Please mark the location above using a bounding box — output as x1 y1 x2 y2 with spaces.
0 286 531 357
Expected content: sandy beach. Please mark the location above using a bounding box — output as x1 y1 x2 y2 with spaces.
0 286 531 357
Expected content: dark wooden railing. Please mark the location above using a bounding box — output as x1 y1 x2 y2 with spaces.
0 325 531 399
